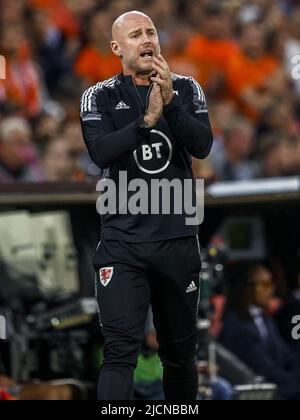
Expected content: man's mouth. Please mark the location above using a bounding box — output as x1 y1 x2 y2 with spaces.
140 50 154 60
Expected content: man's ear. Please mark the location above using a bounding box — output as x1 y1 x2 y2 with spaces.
111 41 122 58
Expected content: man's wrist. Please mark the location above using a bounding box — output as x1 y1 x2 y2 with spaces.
141 114 156 128
164 92 180 112
164 92 175 106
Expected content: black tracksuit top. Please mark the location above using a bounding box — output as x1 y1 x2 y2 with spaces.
80 73 213 243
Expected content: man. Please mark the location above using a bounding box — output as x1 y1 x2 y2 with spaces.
219 263 300 400
0 24 42 118
257 134 292 178
40 135 77 182
75 9 122 85
224 22 281 121
80 11 213 400
211 119 257 182
186 4 238 94
0 117 43 184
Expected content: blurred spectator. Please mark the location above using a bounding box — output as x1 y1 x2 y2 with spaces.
219 262 300 400
0 117 43 183
164 24 200 82
259 99 299 136
192 157 216 184
74 10 122 85
186 4 238 95
63 121 101 179
180 0 206 30
33 113 63 145
133 310 164 400
29 0 82 39
0 0 27 25
275 267 300 354
107 0 141 22
197 361 234 401
0 24 43 118
285 7 300 95
0 0 299 187
211 119 257 182
40 136 78 182
143 0 178 34
28 8 73 95
225 22 281 121
54 75 85 120
257 134 293 178
64 121 85 156
209 101 237 137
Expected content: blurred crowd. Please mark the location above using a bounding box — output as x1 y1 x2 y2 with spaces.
1 0 300 184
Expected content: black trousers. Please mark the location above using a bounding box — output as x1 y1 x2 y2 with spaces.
95 235 202 400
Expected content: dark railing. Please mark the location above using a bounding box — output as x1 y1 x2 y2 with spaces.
0 178 300 207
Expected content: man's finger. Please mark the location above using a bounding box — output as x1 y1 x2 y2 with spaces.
150 76 165 86
152 64 170 82
156 55 170 72
154 57 168 72
151 70 163 81
152 63 166 76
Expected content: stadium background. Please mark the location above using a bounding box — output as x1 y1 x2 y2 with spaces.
0 0 300 400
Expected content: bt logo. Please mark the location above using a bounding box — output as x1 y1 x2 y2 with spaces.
134 130 173 175
142 143 163 161
291 315 300 340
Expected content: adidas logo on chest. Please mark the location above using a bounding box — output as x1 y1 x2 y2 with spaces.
115 101 130 110
186 281 197 294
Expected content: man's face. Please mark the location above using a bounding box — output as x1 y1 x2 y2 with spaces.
264 142 291 177
228 125 254 159
251 267 274 309
1 25 24 55
111 15 161 75
2 130 35 168
292 10 300 40
202 15 226 40
240 24 264 59
89 12 111 47
43 140 76 181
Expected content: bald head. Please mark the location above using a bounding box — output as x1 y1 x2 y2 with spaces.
112 11 154 41
110 10 160 77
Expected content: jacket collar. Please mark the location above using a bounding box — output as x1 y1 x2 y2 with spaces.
117 73 133 85
117 73 152 86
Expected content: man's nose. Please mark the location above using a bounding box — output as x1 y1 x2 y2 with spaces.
141 32 152 44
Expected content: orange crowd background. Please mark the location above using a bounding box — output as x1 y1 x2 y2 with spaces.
0 0 300 184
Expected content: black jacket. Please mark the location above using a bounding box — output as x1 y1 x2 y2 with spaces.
80 73 213 244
